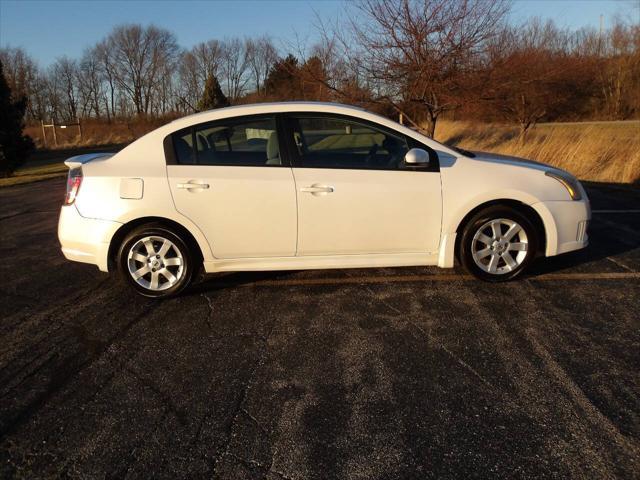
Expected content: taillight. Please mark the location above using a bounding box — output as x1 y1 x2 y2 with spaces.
65 167 83 205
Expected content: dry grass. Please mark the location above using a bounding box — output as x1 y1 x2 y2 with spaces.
1 145 124 188
434 120 640 183
24 117 174 150
0 163 67 187
15 118 640 185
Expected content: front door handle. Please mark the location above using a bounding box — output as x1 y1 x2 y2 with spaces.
300 185 334 195
177 181 210 191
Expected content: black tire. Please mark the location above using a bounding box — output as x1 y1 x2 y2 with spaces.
459 205 539 282
117 223 197 298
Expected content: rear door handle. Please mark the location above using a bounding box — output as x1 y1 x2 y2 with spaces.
300 185 334 194
177 181 210 191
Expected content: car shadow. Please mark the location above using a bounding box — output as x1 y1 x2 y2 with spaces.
187 269 301 294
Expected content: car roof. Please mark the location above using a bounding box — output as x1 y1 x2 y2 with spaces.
160 101 459 157
170 102 367 126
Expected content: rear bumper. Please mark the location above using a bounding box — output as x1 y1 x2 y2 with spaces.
58 205 121 272
532 199 591 257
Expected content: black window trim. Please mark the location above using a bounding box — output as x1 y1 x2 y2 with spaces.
281 112 440 172
163 113 291 167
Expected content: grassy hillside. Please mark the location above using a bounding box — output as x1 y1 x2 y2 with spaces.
16 119 640 185
434 120 640 183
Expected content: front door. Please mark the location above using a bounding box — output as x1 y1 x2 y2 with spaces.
287 115 442 256
167 115 297 258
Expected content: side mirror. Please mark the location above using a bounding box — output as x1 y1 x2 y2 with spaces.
404 148 430 166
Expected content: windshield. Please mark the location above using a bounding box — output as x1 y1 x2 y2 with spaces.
446 145 476 157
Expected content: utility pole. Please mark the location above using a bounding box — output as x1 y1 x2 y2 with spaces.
40 120 47 148
52 121 58 146
598 14 604 56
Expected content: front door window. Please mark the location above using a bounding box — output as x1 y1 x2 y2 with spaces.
291 116 409 170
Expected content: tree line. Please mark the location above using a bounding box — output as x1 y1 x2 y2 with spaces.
1 0 638 139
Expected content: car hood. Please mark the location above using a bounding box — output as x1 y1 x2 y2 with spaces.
468 150 555 173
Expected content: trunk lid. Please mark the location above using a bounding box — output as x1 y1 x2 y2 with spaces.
64 152 115 169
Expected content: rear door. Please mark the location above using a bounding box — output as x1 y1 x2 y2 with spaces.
285 114 442 256
166 114 297 258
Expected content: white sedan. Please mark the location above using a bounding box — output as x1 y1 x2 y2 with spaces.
58 102 590 297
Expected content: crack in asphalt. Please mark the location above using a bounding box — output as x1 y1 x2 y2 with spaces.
227 451 295 480
200 293 215 329
0 210 59 222
606 256 636 272
0 351 59 402
210 312 278 479
346 271 495 391
437 342 495 390
124 365 190 427
0 301 160 439
0 289 41 303
521 282 640 473
527 332 636 446
184 294 225 463
0 277 115 390
0 276 111 329
50 334 169 478
596 216 640 243
241 407 269 436
110 410 171 479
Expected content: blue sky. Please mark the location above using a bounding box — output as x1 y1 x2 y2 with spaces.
1 0 637 67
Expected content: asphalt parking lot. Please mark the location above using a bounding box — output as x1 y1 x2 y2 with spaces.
1 178 639 479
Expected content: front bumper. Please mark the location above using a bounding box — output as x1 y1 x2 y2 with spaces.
58 205 122 272
531 199 591 257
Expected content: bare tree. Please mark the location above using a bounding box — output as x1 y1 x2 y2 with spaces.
482 19 594 139
94 40 118 120
0 47 44 119
151 60 178 115
245 36 278 95
2 14 637 131
178 40 224 112
291 29 358 103
77 47 105 118
348 0 510 136
104 24 180 115
51 56 79 121
42 68 62 121
598 19 640 119
220 38 249 102
191 40 224 80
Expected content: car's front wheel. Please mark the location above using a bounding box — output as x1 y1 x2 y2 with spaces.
459 206 538 281
117 224 196 297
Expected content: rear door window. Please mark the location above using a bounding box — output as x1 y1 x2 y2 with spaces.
172 115 281 166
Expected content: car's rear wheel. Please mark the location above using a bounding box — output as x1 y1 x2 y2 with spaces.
117 224 196 297
459 206 538 281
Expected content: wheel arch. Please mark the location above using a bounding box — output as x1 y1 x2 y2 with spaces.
453 199 547 259
107 216 205 272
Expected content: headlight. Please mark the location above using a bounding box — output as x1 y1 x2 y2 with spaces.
545 170 582 201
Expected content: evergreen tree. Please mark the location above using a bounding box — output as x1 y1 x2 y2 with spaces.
197 74 229 111
0 60 34 177
264 54 302 100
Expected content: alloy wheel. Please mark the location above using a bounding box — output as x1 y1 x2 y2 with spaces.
127 235 185 291
471 218 529 274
